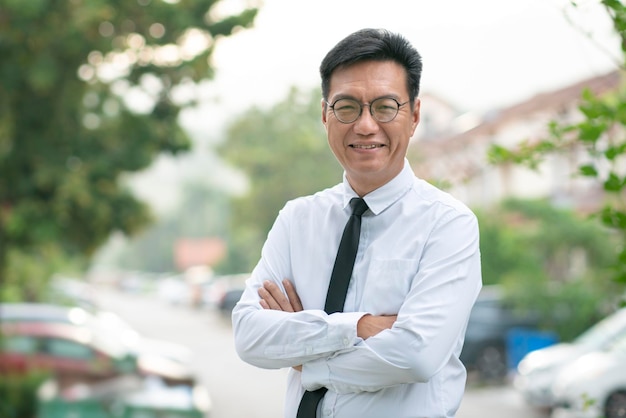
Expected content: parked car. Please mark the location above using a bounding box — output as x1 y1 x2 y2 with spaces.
0 305 196 386
460 285 540 381
0 321 137 387
550 332 626 418
94 310 193 368
202 273 249 309
515 307 626 410
1 304 212 417
0 303 193 369
217 287 245 316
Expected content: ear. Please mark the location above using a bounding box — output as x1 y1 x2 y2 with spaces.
410 98 421 135
321 98 328 127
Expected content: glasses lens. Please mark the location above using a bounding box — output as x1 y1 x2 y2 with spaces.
332 99 360 123
371 98 399 122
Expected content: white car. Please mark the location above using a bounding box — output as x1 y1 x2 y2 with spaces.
550 334 626 418
514 307 626 409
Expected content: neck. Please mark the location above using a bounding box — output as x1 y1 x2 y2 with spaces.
346 166 403 197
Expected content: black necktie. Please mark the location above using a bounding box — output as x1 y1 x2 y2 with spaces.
296 197 369 418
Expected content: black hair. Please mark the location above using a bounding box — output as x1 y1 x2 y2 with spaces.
320 28 423 105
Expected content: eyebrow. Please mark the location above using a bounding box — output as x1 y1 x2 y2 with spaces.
329 94 401 103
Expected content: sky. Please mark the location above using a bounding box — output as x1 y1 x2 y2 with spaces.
130 0 622 214
180 0 620 135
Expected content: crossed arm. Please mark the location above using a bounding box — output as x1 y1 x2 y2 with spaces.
234 207 482 393
258 278 397 340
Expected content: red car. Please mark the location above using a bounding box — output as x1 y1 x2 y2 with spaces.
0 321 135 386
0 321 194 388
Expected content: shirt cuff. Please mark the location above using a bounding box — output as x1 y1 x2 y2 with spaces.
300 311 367 391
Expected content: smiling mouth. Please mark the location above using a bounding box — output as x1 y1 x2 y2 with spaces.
350 144 384 149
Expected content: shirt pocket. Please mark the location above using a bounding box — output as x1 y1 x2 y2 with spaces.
360 258 418 315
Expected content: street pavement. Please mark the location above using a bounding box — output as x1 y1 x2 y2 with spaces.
94 286 549 418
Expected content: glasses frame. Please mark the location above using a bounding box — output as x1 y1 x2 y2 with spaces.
326 97 410 124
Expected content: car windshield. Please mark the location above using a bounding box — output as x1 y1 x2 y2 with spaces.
46 337 94 360
574 308 626 348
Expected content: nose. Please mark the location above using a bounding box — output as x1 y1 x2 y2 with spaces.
353 105 379 134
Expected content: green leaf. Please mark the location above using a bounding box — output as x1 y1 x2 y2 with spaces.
487 145 513 164
604 172 625 192
577 121 607 143
579 164 598 177
600 207 626 229
605 142 626 160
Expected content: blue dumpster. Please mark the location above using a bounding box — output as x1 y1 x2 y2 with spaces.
506 327 558 370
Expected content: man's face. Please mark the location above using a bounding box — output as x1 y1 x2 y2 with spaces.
322 60 420 196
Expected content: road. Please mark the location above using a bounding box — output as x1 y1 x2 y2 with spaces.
94 286 548 418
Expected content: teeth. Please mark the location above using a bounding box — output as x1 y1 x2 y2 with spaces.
352 144 381 149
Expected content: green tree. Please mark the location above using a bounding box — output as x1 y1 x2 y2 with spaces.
0 0 258 299
477 198 618 340
216 87 344 272
479 199 616 284
488 0 626 294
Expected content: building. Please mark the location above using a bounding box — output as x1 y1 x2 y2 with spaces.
409 70 623 212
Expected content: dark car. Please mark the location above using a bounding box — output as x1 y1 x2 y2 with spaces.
204 274 249 310
460 286 540 381
218 287 245 315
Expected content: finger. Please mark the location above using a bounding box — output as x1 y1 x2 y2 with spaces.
259 299 270 310
283 279 303 312
258 286 282 310
263 280 295 312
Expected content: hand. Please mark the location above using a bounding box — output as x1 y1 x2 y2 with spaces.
357 314 397 339
258 279 304 372
258 279 303 312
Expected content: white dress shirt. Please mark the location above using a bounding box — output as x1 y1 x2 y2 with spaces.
232 160 482 418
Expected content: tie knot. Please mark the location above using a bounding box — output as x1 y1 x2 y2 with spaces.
350 197 369 216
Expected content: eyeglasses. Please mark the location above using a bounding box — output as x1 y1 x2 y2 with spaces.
326 97 410 124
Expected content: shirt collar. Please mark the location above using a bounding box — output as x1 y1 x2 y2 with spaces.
341 159 414 215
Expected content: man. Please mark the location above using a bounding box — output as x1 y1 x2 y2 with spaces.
232 28 482 418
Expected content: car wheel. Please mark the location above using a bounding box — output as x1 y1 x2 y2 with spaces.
475 345 507 382
605 390 626 418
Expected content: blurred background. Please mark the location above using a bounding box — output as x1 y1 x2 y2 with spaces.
2 0 626 417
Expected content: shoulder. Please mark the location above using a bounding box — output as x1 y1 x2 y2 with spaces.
281 183 343 217
409 176 476 220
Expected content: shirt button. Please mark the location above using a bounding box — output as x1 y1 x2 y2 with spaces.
306 346 313 354
323 409 331 416
343 338 350 346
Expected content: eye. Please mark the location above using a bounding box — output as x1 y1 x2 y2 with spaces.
334 99 359 113
372 98 397 115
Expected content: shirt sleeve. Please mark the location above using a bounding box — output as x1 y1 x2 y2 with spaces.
232 204 368 370
301 209 482 393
